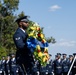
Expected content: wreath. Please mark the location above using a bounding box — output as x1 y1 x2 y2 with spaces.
26 22 49 66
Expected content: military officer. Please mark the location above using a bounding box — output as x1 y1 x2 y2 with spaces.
52 55 58 75
13 16 34 75
0 59 2 74
68 55 73 68
32 60 39 75
67 55 73 75
1 56 6 75
5 55 11 75
31 55 39 75
10 54 18 75
71 53 76 75
39 65 47 75
46 54 54 75
53 53 63 75
62 54 69 75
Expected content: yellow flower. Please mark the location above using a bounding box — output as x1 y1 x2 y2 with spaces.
43 56 47 62
38 52 43 57
40 34 44 39
33 36 37 38
36 45 40 50
36 34 38 38
46 54 49 60
44 47 48 51
30 27 36 30
28 32 34 36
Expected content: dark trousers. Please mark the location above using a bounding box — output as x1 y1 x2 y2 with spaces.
18 62 33 75
48 73 53 75
40 72 46 75
55 73 62 75
63 72 68 75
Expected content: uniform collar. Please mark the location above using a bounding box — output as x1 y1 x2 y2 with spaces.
12 58 15 61
2 60 5 62
58 58 61 62
19 28 25 33
64 58 66 61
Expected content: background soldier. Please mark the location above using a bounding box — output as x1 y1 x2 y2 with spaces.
1 56 6 75
62 54 69 75
32 60 39 75
40 65 47 75
53 53 63 75
10 54 18 75
0 60 2 74
53 55 58 75
71 53 76 75
68 55 73 75
31 55 39 75
5 55 11 75
46 54 54 75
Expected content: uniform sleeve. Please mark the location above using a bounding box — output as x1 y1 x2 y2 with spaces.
13 33 25 49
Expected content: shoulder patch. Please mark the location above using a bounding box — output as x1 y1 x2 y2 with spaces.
15 37 20 40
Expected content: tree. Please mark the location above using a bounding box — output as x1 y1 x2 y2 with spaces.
0 46 7 60
0 0 19 55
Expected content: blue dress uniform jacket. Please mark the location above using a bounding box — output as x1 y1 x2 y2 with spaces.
5 60 11 75
31 60 39 75
62 59 69 75
54 59 63 75
10 58 18 75
68 60 72 69
40 65 46 75
0 60 2 74
71 60 76 74
46 60 54 75
13 28 30 63
1 60 6 74
68 60 73 75
13 28 27 49
13 28 34 74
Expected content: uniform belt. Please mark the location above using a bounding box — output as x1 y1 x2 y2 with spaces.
11 65 16 66
34 66 37 68
64 66 68 68
56 66 62 69
6 65 9 66
49 66 52 68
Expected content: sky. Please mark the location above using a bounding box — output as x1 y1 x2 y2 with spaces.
16 0 76 58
